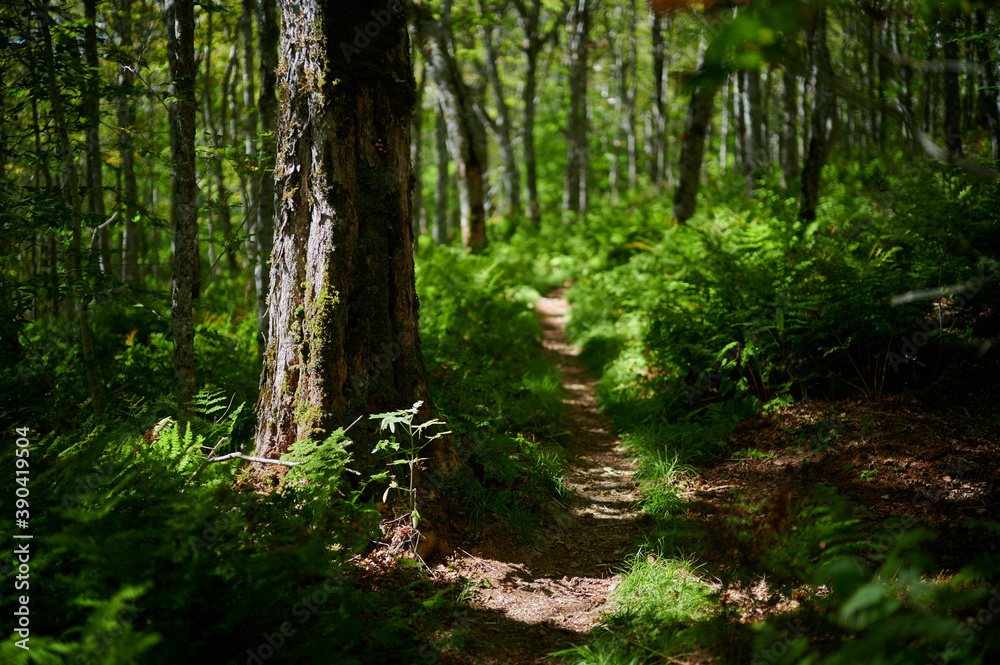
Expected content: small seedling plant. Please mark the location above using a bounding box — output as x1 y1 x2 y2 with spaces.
370 400 450 531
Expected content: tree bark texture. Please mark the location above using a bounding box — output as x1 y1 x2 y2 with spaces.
255 0 456 482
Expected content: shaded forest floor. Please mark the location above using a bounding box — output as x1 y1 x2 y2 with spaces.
698 394 1000 578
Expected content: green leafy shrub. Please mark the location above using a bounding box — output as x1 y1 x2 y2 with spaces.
0 401 431 665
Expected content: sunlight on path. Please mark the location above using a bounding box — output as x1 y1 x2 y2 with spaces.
432 291 645 664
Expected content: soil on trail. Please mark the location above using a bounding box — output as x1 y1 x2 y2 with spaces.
428 291 646 664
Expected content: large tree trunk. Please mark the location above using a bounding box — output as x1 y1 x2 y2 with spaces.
673 39 720 223
255 0 458 484
799 3 836 221
39 0 104 415
564 0 590 220
165 0 198 412
256 0 279 358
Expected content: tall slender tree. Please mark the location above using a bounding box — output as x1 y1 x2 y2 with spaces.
480 8 521 217
83 0 111 275
975 10 1000 163
512 0 564 225
941 14 962 157
799 1 836 221
563 0 590 221
256 0 279 357
674 36 720 222
38 0 104 415
115 0 141 283
411 50 427 245
434 101 449 244
780 65 799 189
165 0 198 411
415 0 487 250
650 13 667 189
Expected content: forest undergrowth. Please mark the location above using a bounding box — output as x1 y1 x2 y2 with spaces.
3 153 1000 664
547 157 1000 665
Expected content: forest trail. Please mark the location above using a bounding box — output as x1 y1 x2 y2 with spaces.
431 290 646 664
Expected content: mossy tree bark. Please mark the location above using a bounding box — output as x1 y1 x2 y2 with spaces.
254 0 458 482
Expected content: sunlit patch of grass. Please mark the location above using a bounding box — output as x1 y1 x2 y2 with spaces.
632 454 689 517
612 554 717 625
556 551 728 665
552 640 645 665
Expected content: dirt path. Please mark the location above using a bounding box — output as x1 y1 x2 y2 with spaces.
430 291 645 664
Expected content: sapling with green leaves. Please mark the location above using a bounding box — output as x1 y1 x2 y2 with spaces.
369 400 451 531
